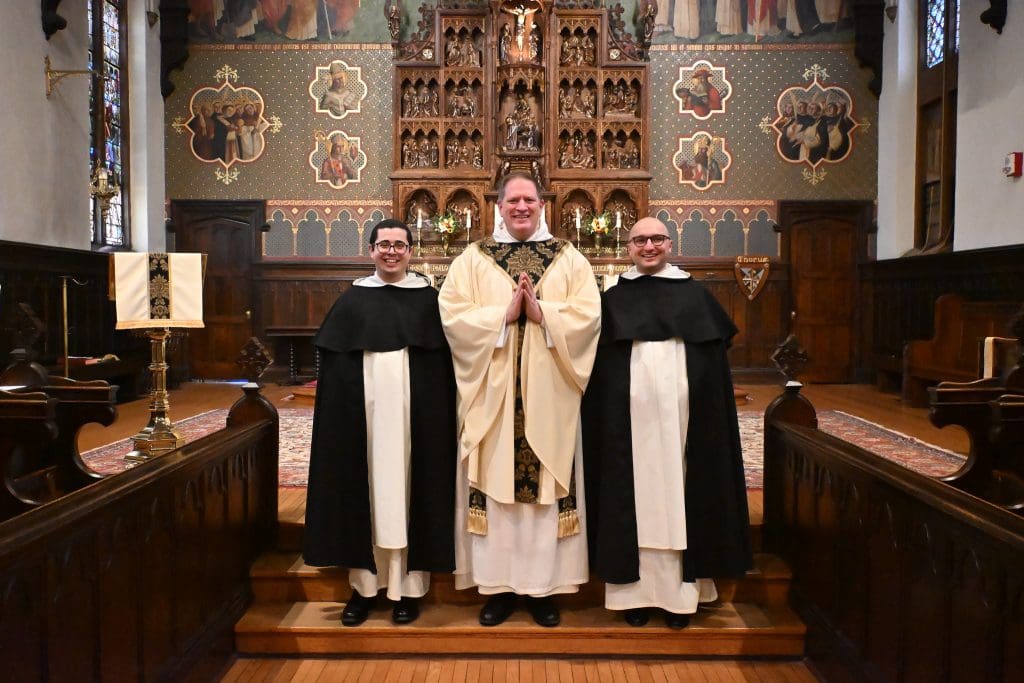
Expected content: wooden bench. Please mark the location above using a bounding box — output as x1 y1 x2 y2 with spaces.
0 376 117 521
901 294 1020 407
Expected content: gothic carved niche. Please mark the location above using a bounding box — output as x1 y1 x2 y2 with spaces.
558 80 597 118
559 27 598 67
444 131 485 169
444 29 482 67
401 131 439 169
499 0 543 65
602 132 641 169
404 191 438 227
561 191 596 237
603 78 641 117
401 78 441 118
446 81 480 118
501 88 541 152
558 130 597 169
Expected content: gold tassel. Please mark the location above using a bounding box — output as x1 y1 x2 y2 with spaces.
467 507 488 535
557 509 580 538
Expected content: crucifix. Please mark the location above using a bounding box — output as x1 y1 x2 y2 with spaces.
501 0 540 53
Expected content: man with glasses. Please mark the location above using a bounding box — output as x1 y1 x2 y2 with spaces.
582 217 752 629
304 219 457 627
439 173 601 627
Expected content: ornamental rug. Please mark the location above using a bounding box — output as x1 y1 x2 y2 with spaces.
81 408 965 490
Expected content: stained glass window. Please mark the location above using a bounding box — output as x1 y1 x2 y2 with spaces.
88 0 127 248
925 0 945 68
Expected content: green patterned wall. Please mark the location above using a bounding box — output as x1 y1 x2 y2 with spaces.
166 4 877 259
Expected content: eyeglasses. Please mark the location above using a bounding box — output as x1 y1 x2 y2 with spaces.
373 240 409 253
628 235 670 248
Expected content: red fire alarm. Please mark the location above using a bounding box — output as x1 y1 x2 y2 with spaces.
1004 152 1023 177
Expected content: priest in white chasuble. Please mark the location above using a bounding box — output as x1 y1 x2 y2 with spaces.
438 173 601 627
581 217 752 629
303 219 457 627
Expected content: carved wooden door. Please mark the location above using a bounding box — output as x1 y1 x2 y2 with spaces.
780 201 872 383
169 200 264 379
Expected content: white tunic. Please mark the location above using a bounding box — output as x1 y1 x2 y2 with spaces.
347 272 431 601
602 265 718 614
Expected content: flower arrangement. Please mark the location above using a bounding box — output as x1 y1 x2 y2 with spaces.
585 211 612 235
433 212 460 236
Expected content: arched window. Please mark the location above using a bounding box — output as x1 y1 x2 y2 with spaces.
915 0 958 251
88 0 128 248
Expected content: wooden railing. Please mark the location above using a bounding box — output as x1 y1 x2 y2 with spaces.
0 384 278 682
763 385 1024 683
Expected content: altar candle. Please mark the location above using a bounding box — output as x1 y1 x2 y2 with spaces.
465 208 472 229
417 209 423 230
616 211 622 229
575 207 581 230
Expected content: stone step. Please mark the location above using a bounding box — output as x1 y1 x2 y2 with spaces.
249 552 791 607
234 601 806 657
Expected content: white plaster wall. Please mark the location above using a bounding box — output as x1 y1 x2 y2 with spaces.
0 3 92 249
128 6 167 252
875 0 920 259
953 1 1024 250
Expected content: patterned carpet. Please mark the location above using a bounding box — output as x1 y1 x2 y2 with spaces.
81 407 965 490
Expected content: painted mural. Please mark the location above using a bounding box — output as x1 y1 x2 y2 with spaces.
673 132 731 190
309 60 367 119
172 65 282 184
673 60 731 119
310 131 367 188
761 63 859 184
165 3 875 259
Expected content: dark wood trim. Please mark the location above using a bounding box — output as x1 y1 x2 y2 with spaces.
765 386 1024 683
0 388 278 681
860 244 1024 387
159 0 191 98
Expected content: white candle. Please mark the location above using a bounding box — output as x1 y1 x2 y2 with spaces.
465 208 472 229
616 211 622 229
575 207 581 230
417 209 423 230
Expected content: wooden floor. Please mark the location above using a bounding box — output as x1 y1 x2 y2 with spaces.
81 380 964 683
79 380 970 455
220 657 818 682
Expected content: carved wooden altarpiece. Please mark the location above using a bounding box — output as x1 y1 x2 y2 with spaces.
389 0 651 259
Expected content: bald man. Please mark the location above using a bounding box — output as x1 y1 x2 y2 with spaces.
581 217 752 628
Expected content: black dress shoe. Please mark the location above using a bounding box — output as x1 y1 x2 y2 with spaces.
623 607 649 627
392 597 420 624
341 592 376 627
479 592 517 626
525 596 560 627
663 610 691 629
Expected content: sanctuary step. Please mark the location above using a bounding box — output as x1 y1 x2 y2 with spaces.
235 552 803 657
235 601 806 657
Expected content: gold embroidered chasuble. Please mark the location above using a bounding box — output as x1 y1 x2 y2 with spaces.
438 238 602 536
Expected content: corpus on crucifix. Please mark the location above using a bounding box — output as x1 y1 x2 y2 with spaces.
501 0 541 55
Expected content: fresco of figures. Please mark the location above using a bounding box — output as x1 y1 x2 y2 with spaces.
187 0 364 42
770 80 858 167
673 61 732 120
309 60 367 119
674 132 731 190
186 82 271 167
649 0 854 43
310 131 367 188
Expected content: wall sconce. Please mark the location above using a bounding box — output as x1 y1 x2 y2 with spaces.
44 55 97 98
885 0 898 22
